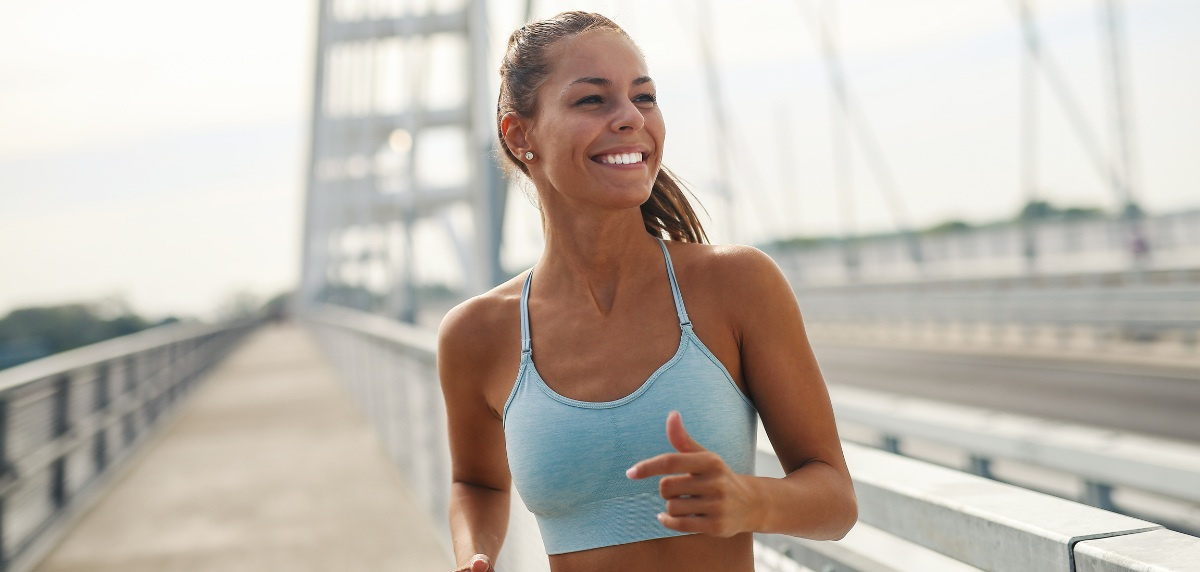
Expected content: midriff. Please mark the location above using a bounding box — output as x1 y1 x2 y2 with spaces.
545 532 755 572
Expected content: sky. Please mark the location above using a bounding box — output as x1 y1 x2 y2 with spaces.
1 0 1197 319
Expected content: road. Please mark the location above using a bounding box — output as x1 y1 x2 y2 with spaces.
811 343 1200 443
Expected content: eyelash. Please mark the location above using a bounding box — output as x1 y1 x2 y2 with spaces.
575 93 658 106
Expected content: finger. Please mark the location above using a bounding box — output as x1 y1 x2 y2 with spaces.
658 474 717 499
627 451 721 479
666 410 707 454
460 554 490 572
657 512 712 534
665 497 716 517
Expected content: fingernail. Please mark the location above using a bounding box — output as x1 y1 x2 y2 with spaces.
656 512 666 522
625 466 637 479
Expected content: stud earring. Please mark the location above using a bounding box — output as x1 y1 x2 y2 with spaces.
524 151 534 161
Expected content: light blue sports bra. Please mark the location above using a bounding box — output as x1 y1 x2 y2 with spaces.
502 238 758 555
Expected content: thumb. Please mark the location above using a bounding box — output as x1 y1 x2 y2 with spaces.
666 410 706 453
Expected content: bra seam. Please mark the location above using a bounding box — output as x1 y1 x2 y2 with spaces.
502 355 531 427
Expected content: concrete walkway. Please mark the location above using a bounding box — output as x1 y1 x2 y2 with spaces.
35 323 453 572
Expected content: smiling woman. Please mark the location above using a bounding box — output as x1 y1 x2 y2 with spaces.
493 13 706 244
438 11 856 572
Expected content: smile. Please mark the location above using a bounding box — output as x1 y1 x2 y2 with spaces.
595 152 644 165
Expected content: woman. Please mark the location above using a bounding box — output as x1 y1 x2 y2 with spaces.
439 12 856 572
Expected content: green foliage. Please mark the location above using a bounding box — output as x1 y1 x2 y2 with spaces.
1017 199 1105 222
764 235 838 250
924 220 972 234
0 303 171 370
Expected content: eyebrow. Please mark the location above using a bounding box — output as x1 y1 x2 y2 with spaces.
563 75 654 92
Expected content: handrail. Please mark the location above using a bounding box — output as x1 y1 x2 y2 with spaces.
0 321 234 392
302 304 1200 571
0 318 259 572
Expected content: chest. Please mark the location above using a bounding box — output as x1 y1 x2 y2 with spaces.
528 297 684 403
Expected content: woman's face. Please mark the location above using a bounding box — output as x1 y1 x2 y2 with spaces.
524 30 664 213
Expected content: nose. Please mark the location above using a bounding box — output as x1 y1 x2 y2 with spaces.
610 98 645 132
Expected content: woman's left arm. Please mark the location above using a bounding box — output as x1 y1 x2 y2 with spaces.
629 246 857 541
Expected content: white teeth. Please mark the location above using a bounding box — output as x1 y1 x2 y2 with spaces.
601 152 643 165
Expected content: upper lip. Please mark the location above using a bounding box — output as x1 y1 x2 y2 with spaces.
590 146 652 160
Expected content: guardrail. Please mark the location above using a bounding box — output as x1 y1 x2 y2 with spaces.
303 304 1200 571
792 284 1200 356
828 385 1200 531
0 318 259 572
764 210 1200 287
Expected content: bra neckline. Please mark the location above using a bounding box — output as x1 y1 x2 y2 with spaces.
523 326 694 409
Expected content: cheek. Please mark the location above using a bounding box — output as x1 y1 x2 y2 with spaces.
646 113 666 149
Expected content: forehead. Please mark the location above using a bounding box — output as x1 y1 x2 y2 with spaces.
543 29 648 88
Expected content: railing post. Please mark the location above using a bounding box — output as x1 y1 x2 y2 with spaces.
94 363 111 475
124 353 139 446
881 435 901 455
52 374 71 509
1084 480 1117 512
967 454 994 479
144 349 160 427
168 342 179 404
0 395 10 569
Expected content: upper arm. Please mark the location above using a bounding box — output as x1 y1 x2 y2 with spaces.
438 299 513 491
720 247 849 477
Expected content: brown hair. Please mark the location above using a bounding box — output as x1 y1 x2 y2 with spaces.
496 11 708 244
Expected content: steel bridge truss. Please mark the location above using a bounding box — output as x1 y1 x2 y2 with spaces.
299 0 505 322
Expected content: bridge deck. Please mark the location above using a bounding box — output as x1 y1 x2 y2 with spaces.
33 323 452 572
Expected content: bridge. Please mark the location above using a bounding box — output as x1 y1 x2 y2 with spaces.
3 0 1200 570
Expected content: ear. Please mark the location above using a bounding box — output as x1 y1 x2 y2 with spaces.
500 112 533 161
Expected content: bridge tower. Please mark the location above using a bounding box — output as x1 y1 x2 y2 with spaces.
298 0 506 323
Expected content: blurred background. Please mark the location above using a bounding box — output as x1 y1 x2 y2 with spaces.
1 0 1198 570
3 0 1198 327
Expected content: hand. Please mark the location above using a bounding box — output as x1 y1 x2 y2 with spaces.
453 554 493 572
626 411 762 537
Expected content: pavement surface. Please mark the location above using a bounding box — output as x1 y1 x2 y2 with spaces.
35 323 452 572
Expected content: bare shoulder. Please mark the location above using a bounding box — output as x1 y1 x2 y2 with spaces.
667 242 791 299
437 272 528 403
439 276 521 348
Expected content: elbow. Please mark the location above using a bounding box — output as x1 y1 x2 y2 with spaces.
828 486 858 541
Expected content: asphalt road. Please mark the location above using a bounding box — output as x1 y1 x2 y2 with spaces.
811 343 1200 444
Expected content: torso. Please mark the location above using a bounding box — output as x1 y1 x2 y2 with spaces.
473 240 759 571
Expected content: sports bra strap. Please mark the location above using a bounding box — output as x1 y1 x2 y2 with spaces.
520 270 533 355
655 238 692 327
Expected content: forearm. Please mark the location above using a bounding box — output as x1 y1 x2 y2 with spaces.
747 460 857 540
449 481 511 565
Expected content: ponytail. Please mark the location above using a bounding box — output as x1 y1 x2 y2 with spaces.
641 166 708 243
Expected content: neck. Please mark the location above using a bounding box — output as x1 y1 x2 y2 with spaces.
536 207 661 315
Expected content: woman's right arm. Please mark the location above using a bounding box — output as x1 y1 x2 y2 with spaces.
439 300 514 571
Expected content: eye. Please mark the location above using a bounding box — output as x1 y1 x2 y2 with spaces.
634 93 658 106
575 95 603 105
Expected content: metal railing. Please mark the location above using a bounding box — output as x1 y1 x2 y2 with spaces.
303 304 1200 571
827 385 1200 534
764 210 1200 287
793 283 1200 352
0 318 258 572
